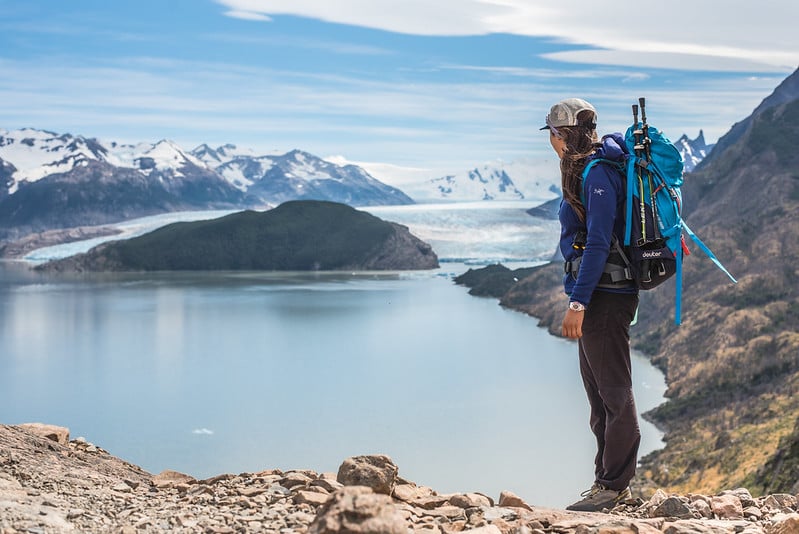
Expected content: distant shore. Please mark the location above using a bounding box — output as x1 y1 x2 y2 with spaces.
0 226 122 260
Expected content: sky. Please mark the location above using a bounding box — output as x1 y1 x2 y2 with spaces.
1 0 797 186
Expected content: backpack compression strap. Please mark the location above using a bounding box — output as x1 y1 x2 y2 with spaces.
680 221 738 284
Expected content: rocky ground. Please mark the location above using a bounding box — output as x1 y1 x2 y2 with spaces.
3 424 799 534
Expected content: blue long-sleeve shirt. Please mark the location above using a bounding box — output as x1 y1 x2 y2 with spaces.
558 133 637 305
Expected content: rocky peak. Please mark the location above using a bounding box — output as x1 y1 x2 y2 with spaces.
134 139 205 173
190 143 243 166
675 130 713 172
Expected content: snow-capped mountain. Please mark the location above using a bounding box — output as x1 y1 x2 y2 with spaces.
675 130 713 172
0 128 413 240
403 159 560 203
0 128 111 189
191 143 252 166
198 147 413 206
432 166 523 201
0 128 224 191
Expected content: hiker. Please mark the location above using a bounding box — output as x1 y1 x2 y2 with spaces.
542 98 640 512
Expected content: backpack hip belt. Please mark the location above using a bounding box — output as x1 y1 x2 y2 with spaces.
564 237 636 289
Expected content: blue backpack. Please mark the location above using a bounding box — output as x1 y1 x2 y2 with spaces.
582 98 736 325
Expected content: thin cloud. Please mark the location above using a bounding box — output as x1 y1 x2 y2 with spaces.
206 32 394 56
214 0 499 35
0 53 780 165
439 64 652 81
214 0 799 72
224 10 272 21
543 49 795 74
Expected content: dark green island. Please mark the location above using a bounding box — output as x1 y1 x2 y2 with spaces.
36 200 439 272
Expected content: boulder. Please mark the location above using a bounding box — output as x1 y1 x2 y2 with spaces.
152 469 197 489
499 490 533 511
336 455 398 495
711 493 743 520
308 486 407 534
18 423 69 445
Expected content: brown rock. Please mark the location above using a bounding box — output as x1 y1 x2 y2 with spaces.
337 455 398 495
765 494 798 512
308 486 407 534
152 469 197 489
460 526 501 534
651 496 694 519
111 482 132 493
281 471 313 489
294 490 331 507
238 486 268 498
769 513 799 534
449 492 493 509
18 423 70 445
722 488 756 508
498 491 533 511
711 493 743 519
414 505 466 520
311 478 344 493
410 495 452 510
392 483 435 503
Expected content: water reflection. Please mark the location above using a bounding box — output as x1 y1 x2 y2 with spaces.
0 262 665 508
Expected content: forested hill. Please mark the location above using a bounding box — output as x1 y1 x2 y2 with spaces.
455 67 799 497
37 200 439 273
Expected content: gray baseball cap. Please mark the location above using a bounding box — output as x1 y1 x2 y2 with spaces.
541 98 597 130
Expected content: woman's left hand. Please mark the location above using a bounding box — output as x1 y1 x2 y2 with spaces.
562 309 584 339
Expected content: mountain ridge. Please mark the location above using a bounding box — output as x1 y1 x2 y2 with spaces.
0 128 413 241
699 68 799 169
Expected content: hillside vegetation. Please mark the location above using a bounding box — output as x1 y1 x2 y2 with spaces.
38 200 439 272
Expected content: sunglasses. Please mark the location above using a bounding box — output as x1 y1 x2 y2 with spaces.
545 115 563 139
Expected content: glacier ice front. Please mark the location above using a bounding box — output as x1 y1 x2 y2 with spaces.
23 201 559 268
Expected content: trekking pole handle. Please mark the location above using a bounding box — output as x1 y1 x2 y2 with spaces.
639 97 652 157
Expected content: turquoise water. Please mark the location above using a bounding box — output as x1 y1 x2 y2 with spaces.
0 202 666 508
0 263 665 508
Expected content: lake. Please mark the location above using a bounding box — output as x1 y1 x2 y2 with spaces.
0 201 666 509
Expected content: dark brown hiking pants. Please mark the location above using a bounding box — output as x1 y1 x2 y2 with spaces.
577 290 641 491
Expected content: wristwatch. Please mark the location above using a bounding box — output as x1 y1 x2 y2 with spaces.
568 301 587 312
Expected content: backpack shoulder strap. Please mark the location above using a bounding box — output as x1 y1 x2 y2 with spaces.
580 157 625 203
581 158 635 246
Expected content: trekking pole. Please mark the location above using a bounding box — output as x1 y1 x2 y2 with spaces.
639 97 651 162
631 103 648 244
632 104 643 159
639 97 663 243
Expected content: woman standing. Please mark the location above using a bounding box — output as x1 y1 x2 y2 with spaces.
543 98 640 512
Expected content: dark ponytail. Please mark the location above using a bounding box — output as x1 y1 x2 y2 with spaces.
559 110 598 222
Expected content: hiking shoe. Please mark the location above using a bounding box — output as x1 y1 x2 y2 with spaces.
565 484 632 512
